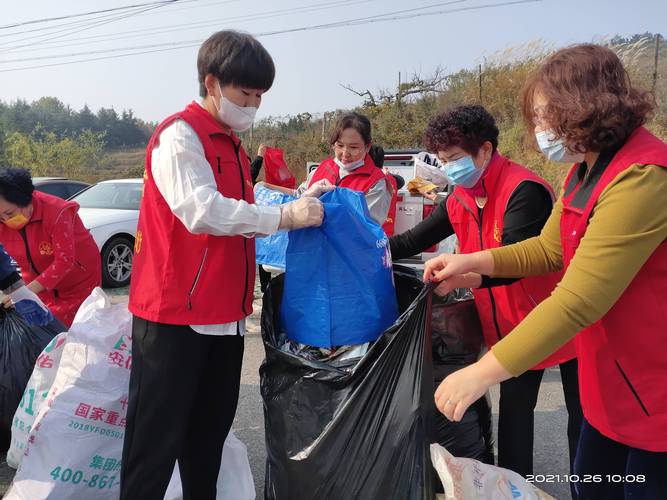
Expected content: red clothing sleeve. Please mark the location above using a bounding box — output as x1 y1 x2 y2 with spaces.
35 208 77 291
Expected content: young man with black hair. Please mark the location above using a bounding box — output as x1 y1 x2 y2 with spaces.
122 31 324 499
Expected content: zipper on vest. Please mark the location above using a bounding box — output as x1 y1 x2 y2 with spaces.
187 248 208 310
453 192 503 341
614 360 650 416
217 156 221 174
231 139 251 317
19 227 40 275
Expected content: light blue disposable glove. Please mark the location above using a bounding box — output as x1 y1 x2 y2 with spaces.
8 285 55 326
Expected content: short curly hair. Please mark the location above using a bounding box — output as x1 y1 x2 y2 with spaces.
0 167 34 207
423 105 499 155
522 44 654 153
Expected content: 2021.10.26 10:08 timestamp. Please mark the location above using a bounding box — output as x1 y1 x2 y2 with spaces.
526 474 646 484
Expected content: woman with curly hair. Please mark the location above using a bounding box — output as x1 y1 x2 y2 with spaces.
390 104 582 482
426 44 667 498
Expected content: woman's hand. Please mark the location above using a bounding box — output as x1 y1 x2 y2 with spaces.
433 272 481 296
423 251 494 284
435 351 512 421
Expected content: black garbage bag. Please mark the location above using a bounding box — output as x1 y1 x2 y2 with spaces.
261 266 436 500
431 289 494 465
0 308 63 450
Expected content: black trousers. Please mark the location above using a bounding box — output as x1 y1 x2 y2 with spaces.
120 317 244 500
498 359 582 486
258 265 272 293
574 418 667 500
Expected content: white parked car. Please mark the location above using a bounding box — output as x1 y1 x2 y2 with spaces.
71 179 143 288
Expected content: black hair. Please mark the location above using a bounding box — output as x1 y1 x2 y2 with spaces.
0 167 34 207
330 112 372 146
423 104 499 155
369 144 385 167
197 30 275 98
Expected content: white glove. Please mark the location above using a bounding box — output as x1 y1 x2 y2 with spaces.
301 179 335 198
279 197 324 230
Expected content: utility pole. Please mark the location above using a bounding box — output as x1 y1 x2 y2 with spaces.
478 63 483 103
397 71 402 109
321 113 326 142
652 34 661 94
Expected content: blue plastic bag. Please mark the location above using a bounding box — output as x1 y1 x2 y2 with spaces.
254 185 296 270
281 188 399 348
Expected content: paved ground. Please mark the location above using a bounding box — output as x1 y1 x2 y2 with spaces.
1 283 572 499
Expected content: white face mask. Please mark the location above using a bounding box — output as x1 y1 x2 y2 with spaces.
334 157 365 172
535 130 585 163
214 81 257 132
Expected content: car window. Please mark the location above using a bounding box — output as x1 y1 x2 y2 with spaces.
35 183 69 199
71 183 142 210
67 183 89 198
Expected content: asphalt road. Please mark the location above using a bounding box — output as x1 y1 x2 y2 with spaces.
1 283 572 499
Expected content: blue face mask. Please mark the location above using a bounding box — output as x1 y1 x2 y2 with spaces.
444 155 485 188
535 130 585 163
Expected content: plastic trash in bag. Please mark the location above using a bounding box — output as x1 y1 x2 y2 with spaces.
278 338 370 363
264 147 296 189
7 331 68 468
255 185 296 270
0 308 62 451
430 443 555 500
6 289 254 500
281 187 399 348
261 266 435 500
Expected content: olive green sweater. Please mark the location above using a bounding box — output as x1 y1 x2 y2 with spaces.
489 163 667 375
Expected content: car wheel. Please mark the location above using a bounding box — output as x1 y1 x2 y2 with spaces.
101 236 134 288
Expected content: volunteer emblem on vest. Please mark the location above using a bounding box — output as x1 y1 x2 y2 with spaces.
385 217 393 224
493 220 501 243
134 230 143 254
39 241 53 256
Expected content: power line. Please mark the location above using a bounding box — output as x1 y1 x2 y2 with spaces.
0 2 183 52
3 0 375 53
0 0 191 31
0 0 464 59
0 0 541 73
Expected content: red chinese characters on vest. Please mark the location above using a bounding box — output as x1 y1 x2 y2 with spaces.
446 153 576 370
560 127 667 451
129 102 255 325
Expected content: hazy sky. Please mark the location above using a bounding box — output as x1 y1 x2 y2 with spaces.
2 0 665 122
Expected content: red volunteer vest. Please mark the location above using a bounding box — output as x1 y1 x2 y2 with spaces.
0 191 101 324
128 102 256 325
560 127 667 451
382 173 398 236
447 153 576 369
308 155 387 194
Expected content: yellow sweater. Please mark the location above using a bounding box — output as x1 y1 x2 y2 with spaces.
489 163 667 375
